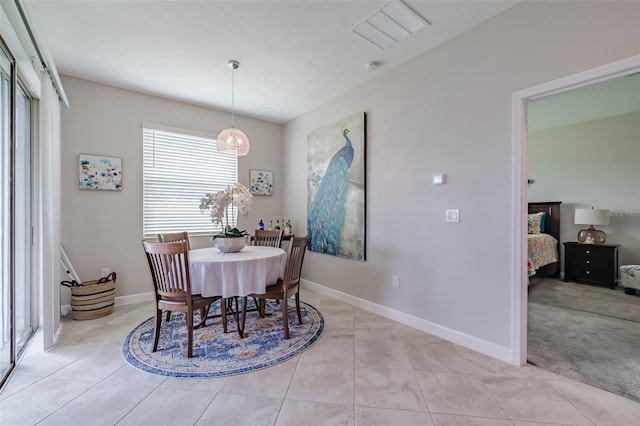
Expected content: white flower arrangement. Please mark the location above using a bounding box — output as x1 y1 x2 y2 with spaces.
200 182 252 238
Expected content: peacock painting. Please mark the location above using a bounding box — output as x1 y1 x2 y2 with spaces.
307 113 365 260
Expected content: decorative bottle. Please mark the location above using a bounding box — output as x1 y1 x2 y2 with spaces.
268 220 274 231
258 218 264 230
287 220 293 235
276 220 280 231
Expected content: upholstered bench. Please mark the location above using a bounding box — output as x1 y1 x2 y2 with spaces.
620 265 640 295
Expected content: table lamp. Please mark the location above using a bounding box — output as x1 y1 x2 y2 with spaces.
574 208 609 244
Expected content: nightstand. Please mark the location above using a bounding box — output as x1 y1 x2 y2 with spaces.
563 242 619 288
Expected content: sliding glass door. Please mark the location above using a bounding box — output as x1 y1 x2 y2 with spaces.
0 39 35 389
15 84 33 355
0 42 13 386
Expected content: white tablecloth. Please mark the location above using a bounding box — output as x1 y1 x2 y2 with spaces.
189 246 287 298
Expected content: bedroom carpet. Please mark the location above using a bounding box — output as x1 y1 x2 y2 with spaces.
528 279 640 402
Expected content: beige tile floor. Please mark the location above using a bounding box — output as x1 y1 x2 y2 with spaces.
1 288 640 425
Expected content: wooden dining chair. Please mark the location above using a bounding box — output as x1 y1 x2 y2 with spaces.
157 231 193 322
157 232 227 332
243 235 308 339
158 231 190 248
252 229 284 311
253 229 283 248
158 232 229 333
142 240 225 357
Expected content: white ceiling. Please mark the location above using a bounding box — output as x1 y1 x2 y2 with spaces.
28 0 519 123
528 72 640 132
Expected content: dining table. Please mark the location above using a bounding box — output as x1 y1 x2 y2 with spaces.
189 245 287 337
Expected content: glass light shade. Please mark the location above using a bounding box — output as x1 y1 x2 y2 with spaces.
216 127 250 156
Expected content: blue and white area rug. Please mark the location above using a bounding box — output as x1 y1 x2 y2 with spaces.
122 300 324 378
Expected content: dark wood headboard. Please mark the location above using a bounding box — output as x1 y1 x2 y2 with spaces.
528 201 561 243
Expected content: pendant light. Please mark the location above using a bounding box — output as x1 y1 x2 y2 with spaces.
216 60 250 156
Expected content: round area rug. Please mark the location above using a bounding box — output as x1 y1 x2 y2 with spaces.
122 300 323 378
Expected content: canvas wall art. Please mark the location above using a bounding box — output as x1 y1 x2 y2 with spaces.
78 154 122 191
307 112 366 261
250 169 273 195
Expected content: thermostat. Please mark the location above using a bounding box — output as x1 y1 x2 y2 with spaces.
433 173 446 185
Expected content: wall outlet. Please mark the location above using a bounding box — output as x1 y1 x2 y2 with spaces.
392 275 400 287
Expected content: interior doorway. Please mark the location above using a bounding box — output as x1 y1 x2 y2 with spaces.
524 68 640 401
512 55 640 367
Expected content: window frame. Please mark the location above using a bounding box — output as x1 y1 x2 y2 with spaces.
142 124 238 238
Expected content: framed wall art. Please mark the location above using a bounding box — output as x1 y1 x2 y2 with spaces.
249 169 273 196
78 154 122 191
307 112 366 261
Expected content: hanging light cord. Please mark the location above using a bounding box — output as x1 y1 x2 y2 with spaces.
230 66 236 128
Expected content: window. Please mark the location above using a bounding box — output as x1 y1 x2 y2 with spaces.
143 124 237 237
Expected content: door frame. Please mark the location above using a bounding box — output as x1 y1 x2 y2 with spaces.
511 55 640 366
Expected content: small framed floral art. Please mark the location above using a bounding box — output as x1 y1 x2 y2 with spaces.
249 169 273 196
78 154 122 191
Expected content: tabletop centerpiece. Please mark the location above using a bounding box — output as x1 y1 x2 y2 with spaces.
200 182 252 253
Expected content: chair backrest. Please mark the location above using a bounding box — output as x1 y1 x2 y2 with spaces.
158 231 190 250
282 236 308 287
142 240 192 303
253 229 283 248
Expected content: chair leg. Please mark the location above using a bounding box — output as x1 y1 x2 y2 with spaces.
221 298 228 333
252 297 261 317
295 292 303 324
199 307 207 327
187 309 194 358
165 310 171 322
259 299 266 317
282 296 290 339
153 308 162 352
240 297 248 335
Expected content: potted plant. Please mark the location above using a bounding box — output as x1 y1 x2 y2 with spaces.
200 182 252 252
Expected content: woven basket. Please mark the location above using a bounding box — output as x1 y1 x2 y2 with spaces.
68 273 116 320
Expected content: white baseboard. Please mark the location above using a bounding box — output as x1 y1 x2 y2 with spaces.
86 282 514 363
301 279 514 364
115 292 155 306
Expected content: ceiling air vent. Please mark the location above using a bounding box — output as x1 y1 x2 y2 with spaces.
353 0 430 50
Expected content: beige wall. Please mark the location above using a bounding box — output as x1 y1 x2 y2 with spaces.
528 111 640 268
282 1 640 356
58 1 640 362
59 76 284 302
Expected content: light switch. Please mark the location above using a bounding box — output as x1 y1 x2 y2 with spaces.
446 209 460 223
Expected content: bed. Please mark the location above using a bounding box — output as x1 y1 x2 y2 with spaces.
527 201 561 279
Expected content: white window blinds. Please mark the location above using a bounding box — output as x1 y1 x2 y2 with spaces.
142 125 237 237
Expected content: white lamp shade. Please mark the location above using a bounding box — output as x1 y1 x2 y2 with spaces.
574 208 610 226
216 60 250 157
216 127 250 156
